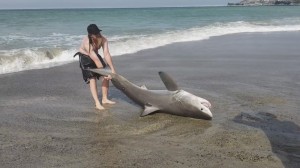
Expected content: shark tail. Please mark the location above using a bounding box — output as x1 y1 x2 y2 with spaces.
88 68 113 76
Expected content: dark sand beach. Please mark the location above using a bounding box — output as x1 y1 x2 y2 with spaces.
1 31 300 168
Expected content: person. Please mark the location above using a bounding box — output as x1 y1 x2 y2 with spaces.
75 24 116 110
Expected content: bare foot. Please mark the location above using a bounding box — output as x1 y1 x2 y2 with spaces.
95 104 105 110
102 99 116 105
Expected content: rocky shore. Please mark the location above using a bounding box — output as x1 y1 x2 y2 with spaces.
228 0 300 6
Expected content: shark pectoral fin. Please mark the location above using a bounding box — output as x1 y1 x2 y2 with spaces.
141 105 160 117
158 71 179 91
140 85 148 90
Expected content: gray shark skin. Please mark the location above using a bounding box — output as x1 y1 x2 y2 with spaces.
89 69 213 120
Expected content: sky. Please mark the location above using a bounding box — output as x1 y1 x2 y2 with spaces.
0 0 240 9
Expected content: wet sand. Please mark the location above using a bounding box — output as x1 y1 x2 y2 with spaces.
1 31 300 168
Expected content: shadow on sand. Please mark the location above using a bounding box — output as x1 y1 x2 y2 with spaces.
233 112 300 168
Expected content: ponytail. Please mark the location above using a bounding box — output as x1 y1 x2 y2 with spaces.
88 34 92 53
88 34 92 43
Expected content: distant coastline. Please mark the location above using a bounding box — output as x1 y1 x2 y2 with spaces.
228 0 300 6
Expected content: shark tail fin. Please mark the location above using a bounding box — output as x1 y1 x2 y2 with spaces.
158 71 179 91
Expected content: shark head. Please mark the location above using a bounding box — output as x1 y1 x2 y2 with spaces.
175 90 213 120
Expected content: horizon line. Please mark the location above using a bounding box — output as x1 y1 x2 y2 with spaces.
0 5 226 10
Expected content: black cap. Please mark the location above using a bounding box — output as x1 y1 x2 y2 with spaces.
87 24 102 35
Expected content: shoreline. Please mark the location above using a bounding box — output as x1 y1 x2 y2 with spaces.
1 30 300 77
1 31 300 168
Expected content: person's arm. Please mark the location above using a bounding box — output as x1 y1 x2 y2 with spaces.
79 37 103 68
101 37 116 73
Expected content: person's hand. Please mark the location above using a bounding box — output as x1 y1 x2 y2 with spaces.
104 74 112 80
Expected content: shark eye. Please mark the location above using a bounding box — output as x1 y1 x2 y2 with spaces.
201 108 203 111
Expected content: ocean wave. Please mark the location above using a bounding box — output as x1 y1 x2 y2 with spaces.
0 48 76 74
108 20 300 56
1 20 300 74
0 34 83 50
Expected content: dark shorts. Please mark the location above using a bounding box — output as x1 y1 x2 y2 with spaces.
74 52 107 84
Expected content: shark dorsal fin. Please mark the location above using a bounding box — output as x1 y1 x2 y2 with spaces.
158 71 179 91
141 105 159 117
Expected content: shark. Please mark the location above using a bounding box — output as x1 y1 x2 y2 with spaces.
89 69 213 120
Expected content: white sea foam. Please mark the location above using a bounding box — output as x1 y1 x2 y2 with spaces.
0 48 76 74
107 21 300 56
1 21 300 74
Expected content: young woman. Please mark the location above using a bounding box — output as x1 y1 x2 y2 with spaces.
75 24 116 110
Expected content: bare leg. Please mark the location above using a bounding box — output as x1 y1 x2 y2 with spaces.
102 78 116 104
89 77 105 110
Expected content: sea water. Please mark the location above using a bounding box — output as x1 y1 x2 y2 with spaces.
1 6 300 74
